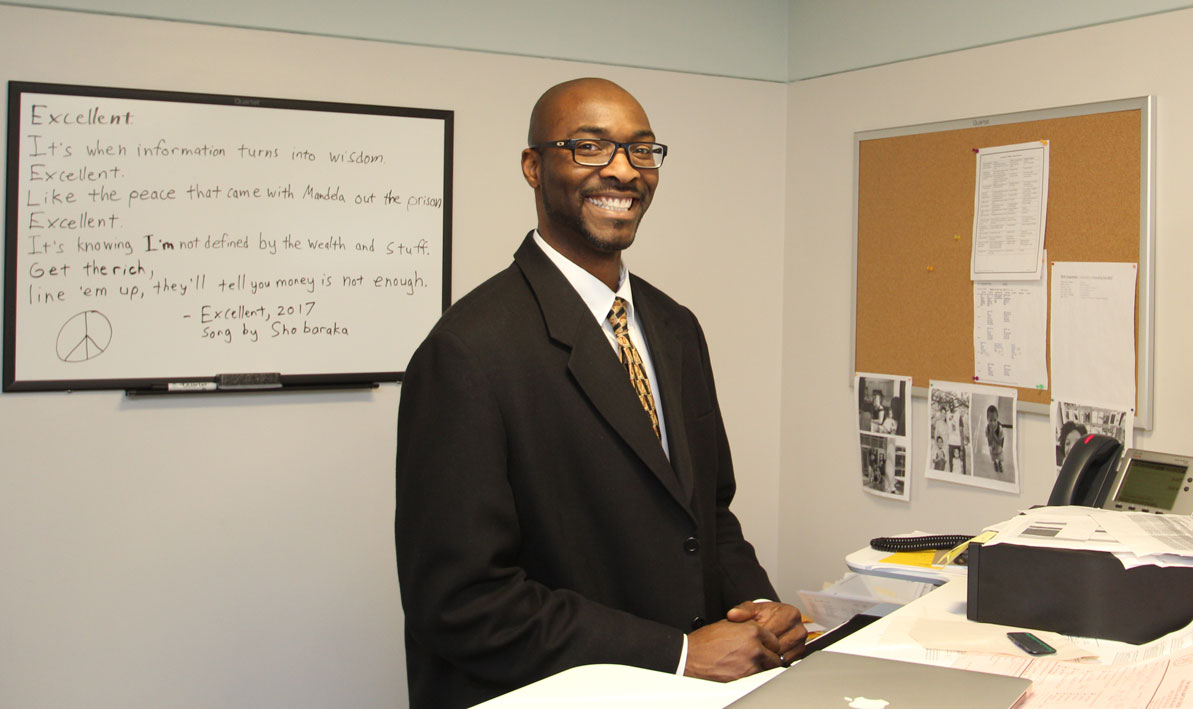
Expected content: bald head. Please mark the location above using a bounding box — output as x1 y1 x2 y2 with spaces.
527 78 650 145
520 77 660 290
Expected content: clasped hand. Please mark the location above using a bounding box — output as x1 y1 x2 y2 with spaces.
683 600 808 682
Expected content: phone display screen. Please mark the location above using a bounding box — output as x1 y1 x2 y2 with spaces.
1114 459 1188 510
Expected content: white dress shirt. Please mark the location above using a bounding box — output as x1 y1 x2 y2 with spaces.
532 232 670 458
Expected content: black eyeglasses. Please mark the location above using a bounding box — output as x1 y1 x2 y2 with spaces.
530 139 668 168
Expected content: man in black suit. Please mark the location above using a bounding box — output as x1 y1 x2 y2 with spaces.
395 77 805 708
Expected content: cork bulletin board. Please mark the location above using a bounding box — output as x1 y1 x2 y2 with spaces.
851 97 1155 427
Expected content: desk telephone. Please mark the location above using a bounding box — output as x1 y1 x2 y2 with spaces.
1050 434 1193 514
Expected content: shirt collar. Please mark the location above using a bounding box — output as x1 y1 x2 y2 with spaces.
533 230 635 324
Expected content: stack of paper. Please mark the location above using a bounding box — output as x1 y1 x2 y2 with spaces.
983 506 1193 569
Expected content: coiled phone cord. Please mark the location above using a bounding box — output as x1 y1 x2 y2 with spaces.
868 534 973 552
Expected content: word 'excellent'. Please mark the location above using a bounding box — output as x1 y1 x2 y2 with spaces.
30 104 133 126
28 210 118 230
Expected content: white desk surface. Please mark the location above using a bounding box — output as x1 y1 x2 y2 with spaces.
474 582 963 708
473 662 785 708
477 578 1193 708
475 582 969 708
828 577 970 665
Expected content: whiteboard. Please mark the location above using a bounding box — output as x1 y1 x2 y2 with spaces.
3 82 452 391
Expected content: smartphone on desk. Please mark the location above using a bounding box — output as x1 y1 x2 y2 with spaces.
1007 631 1056 655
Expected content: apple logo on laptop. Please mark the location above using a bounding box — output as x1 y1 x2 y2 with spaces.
845 698 889 709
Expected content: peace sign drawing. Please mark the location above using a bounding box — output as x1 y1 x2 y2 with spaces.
56 311 113 363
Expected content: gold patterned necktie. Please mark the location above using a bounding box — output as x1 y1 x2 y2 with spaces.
607 297 660 438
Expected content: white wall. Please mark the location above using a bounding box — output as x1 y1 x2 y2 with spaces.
0 6 787 707
781 9 1193 594
16 0 1193 81
788 0 1193 79
2 0 793 81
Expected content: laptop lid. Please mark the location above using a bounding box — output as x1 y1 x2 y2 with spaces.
728 651 1030 709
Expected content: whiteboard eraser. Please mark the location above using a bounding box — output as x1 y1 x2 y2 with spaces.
216 372 282 389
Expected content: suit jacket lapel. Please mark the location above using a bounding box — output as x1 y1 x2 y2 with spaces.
633 280 696 503
513 234 691 513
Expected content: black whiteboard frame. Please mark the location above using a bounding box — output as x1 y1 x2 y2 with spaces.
3 81 453 392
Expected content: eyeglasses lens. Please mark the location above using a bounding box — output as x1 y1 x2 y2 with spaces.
572 140 665 168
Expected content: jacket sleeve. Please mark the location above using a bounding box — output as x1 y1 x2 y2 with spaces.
395 328 685 689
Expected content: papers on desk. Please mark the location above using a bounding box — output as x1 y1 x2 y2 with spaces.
951 610 1193 707
838 506 1193 707
982 505 1193 569
835 578 1193 708
798 572 933 628
953 648 1193 708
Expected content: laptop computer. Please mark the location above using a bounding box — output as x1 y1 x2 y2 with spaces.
728 651 1031 708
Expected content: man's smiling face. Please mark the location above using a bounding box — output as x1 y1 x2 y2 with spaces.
523 79 659 261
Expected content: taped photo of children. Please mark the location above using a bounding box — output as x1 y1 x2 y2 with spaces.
927 380 1019 493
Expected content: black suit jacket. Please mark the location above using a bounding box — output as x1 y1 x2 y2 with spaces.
395 233 776 708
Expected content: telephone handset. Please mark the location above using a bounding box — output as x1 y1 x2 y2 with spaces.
1048 433 1123 507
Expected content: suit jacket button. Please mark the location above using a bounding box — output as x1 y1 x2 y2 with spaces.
683 537 700 554
691 616 706 630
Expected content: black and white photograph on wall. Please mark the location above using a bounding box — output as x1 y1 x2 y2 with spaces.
926 380 1020 493
1050 399 1134 472
855 372 912 501
859 434 908 499
857 374 908 435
